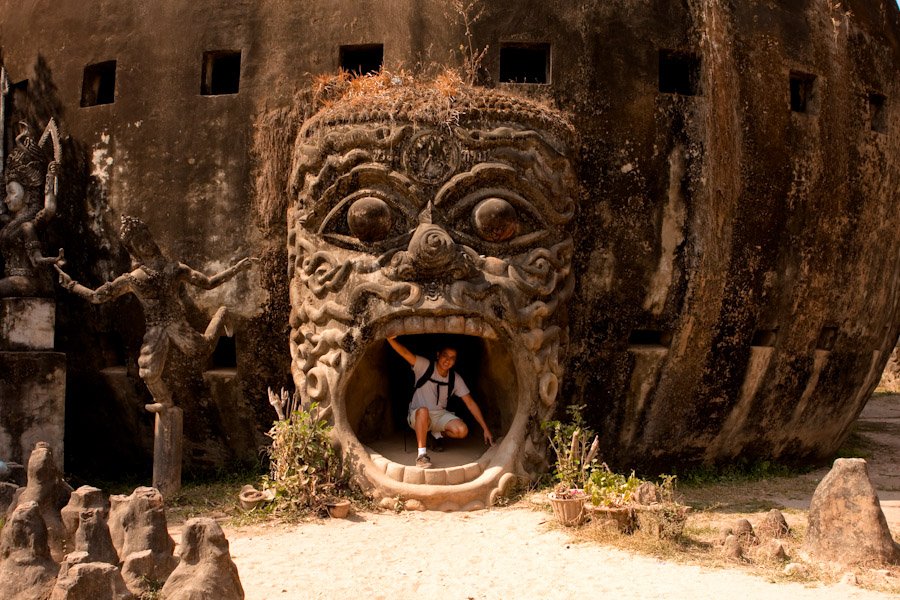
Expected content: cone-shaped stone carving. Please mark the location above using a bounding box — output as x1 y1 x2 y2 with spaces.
7 442 73 562
49 562 135 600
160 518 243 600
0 501 59 600
108 487 177 595
73 508 118 565
60 486 108 552
804 458 900 566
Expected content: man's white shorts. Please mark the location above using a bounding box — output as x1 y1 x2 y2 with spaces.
408 408 459 433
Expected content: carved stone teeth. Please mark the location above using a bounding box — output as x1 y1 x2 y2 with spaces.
446 315 466 334
422 316 443 334
380 315 499 339
406 316 425 335
377 458 485 485
381 319 406 339
464 318 483 337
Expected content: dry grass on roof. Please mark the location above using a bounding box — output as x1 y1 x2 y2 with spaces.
306 68 573 135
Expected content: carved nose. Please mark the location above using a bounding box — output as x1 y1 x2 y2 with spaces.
407 222 457 276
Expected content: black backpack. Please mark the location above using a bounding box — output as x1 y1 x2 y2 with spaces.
414 360 457 405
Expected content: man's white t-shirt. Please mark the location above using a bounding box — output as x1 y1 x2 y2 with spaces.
409 355 470 411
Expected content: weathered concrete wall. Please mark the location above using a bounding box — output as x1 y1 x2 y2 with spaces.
0 0 898 473
0 352 66 464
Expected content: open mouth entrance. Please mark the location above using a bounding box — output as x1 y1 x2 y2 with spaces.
344 333 518 471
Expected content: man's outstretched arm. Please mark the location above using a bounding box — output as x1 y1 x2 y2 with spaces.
387 336 416 366
461 394 494 446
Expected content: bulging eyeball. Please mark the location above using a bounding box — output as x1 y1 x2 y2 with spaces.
473 197 517 242
347 196 392 242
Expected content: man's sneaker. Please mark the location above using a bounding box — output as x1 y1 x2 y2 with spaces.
416 454 433 469
431 437 445 452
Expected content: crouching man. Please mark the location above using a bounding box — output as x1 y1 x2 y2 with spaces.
387 336 494 469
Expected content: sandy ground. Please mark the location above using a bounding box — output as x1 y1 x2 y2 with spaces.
199 395 900 600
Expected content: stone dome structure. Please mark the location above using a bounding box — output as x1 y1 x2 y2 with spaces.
2 0 899 481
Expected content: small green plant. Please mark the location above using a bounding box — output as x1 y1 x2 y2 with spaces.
585 464 645 507
446 0 489 85
542 405 599 490
655 474 677 502
262 389 349 516
139 576 164 600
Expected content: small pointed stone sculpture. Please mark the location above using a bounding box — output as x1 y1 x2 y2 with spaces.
757 508 790 539
0 501 59 600
7 442 73 562
60 486 108 553
49 562 135 600
160 518 244 600
804 458 900 566
73 508 118 565
108 487 177 595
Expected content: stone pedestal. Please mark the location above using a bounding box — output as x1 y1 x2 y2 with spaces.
153 407 182 500
0 298 66 465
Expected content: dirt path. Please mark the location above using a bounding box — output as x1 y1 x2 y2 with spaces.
214 395 900 600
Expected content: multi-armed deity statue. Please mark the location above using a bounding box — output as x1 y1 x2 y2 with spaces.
0 120 64 297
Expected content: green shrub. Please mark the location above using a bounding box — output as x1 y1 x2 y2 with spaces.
262 397 349 516
542 405 599 489
585 465 645 507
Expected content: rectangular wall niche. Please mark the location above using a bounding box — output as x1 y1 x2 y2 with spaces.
80 60 116 107
658 50 700 96
210 336 237 369
869 92 888 134
789 71 819 115
340 44 383 76
816 326 838 351
751 329 778 348
201 50 241 96
627 330 672 347
499 43 550 84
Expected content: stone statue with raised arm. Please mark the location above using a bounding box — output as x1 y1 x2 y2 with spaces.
56 214 255 413
55 215 256 498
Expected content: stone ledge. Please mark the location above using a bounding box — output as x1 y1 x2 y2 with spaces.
0 298 55 351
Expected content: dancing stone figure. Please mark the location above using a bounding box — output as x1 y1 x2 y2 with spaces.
56 215 255 497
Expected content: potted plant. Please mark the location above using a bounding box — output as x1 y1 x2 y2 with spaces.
325 497 351 518
631 475 691 539
583 464 644 532
543 407 599 527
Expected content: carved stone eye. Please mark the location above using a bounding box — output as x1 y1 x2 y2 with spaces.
347 196 392 242
472 197 518 242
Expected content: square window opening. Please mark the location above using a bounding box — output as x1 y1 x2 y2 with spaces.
869 92 888 134
80 61 116 107
9 79 28 112
751 329 778 348
340 44 384 76
627 329 673 347
790 71 819 114
210 336 237 369
499 43 550 84
202 50 241 96
816 326 838 351
658 50 700 96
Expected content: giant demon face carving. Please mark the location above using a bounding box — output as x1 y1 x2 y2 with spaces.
288 84 577 509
